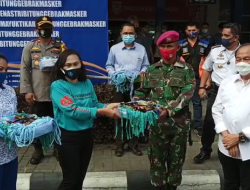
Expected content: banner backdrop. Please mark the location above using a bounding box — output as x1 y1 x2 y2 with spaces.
0 0 109 87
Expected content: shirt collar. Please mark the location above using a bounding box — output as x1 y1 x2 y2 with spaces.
122 42 136 50
233 74 250 85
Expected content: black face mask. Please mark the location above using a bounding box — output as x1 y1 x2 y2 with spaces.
38 28 53 38
62 68 82 80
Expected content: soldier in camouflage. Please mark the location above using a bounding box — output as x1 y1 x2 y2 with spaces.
133 31 196 190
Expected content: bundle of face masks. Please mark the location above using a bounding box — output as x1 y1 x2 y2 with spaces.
39 56 58 71
0 112 61 150
115 101 162 140
110 70 140 99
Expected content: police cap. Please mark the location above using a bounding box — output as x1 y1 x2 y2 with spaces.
36 16 53 27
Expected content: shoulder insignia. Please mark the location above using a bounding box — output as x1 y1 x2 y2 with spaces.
60 42 67 52
211 45 221 49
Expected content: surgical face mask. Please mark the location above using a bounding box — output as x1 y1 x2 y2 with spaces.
61 67 82 80
236 62 250 76
202 29 208 34
38 28 53 38
0 72 6 85
122 35 135 44
187 31 198 38
221 37 234 48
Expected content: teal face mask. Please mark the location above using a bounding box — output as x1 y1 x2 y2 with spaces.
122 35 135 44
202 29 208 34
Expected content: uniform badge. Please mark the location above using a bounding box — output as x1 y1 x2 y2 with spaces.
218 64 223 69
183 48 188 53
217 53 224 60
42 17 47 21
200 47 204 54
166 38 171 42
31 47 40 50
34 60 39 65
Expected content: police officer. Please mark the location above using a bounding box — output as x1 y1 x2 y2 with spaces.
20 16 67 165
178 21 211 137
134 31 196 190
193 23 241 164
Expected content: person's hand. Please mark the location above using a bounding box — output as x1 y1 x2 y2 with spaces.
158 107 168 121
205 80 211 90
223 134 239 149
103 108 120 119
198 89 207 99
105 103 120 110
228 145 240 158
25 93 35 105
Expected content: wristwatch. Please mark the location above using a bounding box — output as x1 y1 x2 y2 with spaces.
199 86 206 89
239 132 247 143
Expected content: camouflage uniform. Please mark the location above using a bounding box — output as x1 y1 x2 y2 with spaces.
134 60 195 189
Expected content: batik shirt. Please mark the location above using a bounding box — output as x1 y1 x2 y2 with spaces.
134 60 196 117
0 84 17 165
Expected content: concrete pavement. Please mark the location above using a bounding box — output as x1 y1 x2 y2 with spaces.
17 142 223 190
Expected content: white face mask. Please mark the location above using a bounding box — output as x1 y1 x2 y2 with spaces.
236 62 250 76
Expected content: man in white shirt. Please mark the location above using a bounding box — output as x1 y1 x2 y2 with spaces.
212 43 250 190
193 23 241 163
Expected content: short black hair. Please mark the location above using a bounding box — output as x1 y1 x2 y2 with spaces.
223 23 240 36
0 54 8 63
218 22 227 30
121 22 135 31
53 49 87 82
202 22 209 27
235 43 250 56
186 21 199 29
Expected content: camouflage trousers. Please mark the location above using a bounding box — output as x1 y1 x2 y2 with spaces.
147 116 189 187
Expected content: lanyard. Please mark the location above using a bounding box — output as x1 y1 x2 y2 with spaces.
220 44 241 65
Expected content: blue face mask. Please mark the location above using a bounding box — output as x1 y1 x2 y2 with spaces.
187 31 198 38
122 35 135 44
0 72 6 87
221 38 234 48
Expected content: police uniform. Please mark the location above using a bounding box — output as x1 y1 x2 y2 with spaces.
19 16 66 164
194 44 239 162
178 38 210 132
134 31 196 190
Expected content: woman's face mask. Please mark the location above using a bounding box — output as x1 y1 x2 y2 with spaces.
61 55 82 80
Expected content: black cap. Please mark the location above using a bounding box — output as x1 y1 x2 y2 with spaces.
35 16 53 27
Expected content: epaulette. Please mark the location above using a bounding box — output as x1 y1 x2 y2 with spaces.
211 45 221 49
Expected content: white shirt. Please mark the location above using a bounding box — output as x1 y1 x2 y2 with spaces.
202 45 238 86
212 74 250 161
